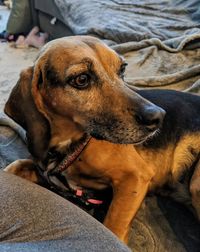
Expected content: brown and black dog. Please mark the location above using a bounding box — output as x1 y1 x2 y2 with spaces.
4 36 200 244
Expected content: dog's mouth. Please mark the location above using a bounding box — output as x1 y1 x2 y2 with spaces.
131 128 160 145
90 126 160 145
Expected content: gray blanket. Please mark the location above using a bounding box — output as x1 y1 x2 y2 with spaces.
55 0 200 44
55 0 200 92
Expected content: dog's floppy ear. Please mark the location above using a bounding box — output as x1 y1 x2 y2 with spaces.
4 67 50 160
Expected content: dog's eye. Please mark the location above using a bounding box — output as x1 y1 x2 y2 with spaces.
69 74 90 89
119 63 128 79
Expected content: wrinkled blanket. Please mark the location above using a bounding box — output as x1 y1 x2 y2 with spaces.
55 0 200 92
55 0 200 44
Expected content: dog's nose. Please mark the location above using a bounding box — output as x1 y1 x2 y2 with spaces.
135 106 165 131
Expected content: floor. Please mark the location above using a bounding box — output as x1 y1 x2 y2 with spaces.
0 6 38 112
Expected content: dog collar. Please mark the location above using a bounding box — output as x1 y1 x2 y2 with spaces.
36 165 104 210
52 134 91 174
35 134 106 210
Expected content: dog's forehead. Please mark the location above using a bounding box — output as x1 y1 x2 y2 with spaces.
39 36 121 70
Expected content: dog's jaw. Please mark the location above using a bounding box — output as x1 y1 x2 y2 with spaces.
88 118 162 145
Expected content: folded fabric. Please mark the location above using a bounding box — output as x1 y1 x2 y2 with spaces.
55 0 200 45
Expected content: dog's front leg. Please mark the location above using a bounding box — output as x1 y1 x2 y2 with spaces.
4 159 40 183
103 174 150 243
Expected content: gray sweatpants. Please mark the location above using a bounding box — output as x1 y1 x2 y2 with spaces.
0 171 130 252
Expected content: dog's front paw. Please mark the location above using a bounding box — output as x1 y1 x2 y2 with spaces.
4 159 39 183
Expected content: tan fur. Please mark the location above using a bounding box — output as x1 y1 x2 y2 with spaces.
4 159 38 183
64 133 200 240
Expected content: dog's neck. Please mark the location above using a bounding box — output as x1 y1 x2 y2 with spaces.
46 112 85 152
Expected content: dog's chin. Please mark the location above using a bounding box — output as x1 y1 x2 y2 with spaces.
90 128 160 145
90 132 106 141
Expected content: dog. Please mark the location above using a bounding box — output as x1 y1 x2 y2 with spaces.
4 36 200 244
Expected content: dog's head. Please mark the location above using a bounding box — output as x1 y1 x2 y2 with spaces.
5 36 165 160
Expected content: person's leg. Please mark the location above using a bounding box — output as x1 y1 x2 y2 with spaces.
0 171 130 252
6 0 32 35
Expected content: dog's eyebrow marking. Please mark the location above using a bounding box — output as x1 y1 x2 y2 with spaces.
66 63 92 77
80 57 93 65
65 57 95 76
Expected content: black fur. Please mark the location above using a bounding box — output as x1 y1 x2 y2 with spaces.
45 66 64 87
137 89 200 149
